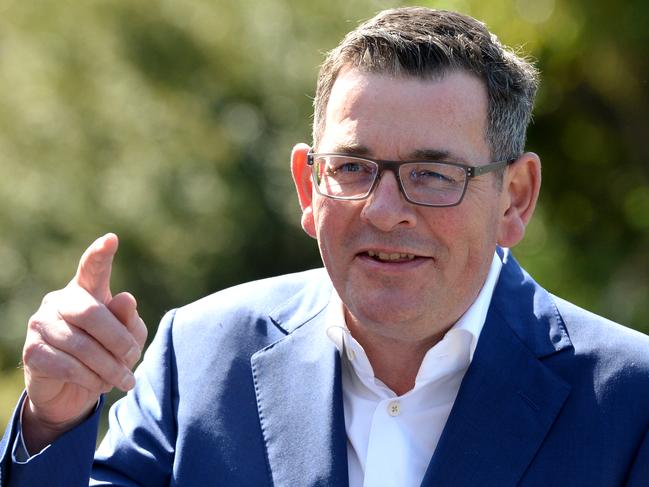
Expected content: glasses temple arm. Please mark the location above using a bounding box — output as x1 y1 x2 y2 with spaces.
468 158 516 178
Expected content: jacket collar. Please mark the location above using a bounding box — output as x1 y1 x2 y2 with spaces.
421 252 573 486
493 248 572 358
268 267 332 335
252 275 348 486
254 254 573 486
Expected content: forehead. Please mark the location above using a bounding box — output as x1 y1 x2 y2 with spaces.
320 68 490 161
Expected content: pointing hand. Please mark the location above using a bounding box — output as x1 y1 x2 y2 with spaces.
21 234 147 452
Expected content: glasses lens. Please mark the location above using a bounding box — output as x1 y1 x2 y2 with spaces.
312 155 377 198
400 163 467 206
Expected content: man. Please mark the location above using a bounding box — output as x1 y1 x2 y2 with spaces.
1 7 648 486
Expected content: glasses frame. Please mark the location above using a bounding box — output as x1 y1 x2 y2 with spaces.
307 152 517 207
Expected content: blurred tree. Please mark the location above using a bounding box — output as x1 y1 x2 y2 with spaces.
0 0 647 427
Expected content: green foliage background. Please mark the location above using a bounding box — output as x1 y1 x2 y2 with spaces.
1 0 648 426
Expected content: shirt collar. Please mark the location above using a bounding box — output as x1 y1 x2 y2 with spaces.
325 251 503 382
451 250 503 360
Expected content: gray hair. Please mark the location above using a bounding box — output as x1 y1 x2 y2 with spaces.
312 7 539 160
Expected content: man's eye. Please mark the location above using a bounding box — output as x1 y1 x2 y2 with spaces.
327 161 370 174
411 169 456 184
339 162 363 173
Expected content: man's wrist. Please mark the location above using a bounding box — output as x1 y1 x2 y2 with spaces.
20 397 98 454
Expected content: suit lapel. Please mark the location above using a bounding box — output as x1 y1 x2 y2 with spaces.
250 256 572 486
251 295 349 487
422 253 572 487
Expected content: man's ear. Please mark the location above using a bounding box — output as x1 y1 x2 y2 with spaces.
291 143 317 238
497 152 542 248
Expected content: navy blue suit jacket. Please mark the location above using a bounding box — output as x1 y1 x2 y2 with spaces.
2 253 649 486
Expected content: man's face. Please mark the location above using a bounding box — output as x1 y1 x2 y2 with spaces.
294 68 520 345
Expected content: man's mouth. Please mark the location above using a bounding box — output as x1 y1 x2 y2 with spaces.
366 250 417 262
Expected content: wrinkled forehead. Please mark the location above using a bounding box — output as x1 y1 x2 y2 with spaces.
319 68 490 162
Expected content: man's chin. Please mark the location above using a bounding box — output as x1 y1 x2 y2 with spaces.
344 295 424 329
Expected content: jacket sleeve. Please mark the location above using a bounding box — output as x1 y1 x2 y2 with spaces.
0 393 101 487
91 309 179 485
0 309 179 487
625 424 649 487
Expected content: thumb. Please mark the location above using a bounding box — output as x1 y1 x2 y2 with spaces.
72 233 119 304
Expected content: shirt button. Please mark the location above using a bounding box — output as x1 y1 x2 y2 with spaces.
387 400 401 417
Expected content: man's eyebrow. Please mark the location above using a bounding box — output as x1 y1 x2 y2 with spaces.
408 149 457 162
323 145 462 162
327 143 371 156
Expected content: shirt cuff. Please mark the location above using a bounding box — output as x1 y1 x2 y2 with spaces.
13 396 101 462
13 399 32 462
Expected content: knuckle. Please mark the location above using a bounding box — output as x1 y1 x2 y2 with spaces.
28 313 64 345
21 341 37 366
41 290 62 306
27 313 45 333
22 340 47 370
75 300 104 324
67 329 90 354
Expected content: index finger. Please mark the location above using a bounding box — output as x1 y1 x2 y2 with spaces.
72 233 119 304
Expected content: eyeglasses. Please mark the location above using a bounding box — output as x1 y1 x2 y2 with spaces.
307 153 515 207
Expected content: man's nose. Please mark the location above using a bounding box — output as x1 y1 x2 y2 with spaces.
360 171 417 231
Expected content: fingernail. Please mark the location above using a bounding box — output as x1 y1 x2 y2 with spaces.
120 370 135 391
125 344 140 365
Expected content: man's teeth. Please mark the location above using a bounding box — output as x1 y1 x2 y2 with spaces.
367 250 416 261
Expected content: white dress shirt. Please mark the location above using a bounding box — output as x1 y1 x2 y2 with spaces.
326 252 503 487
